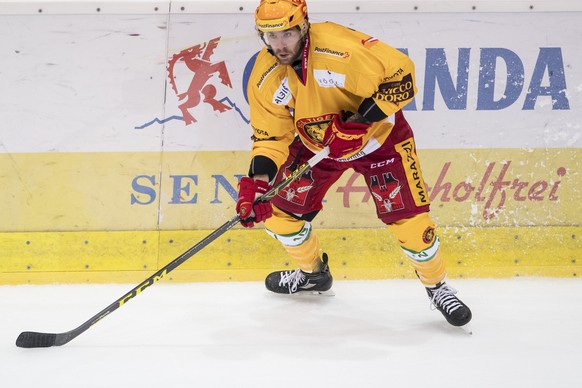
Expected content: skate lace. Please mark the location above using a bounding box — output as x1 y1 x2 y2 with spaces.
279 269 306 293
430 284 462 314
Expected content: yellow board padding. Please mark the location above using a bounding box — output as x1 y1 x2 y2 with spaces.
0 151 163 232
0 231 160 272
0 226 579 284
1 148 580 232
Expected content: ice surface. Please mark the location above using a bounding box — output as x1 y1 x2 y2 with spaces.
2 278 581 387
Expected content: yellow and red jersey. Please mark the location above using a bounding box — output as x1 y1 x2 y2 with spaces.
247 21 418 170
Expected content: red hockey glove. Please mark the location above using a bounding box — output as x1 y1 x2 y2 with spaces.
236 177 273 228
322 113 370 159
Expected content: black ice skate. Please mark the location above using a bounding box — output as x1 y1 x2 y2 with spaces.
426 283 472 327
265 253 333 295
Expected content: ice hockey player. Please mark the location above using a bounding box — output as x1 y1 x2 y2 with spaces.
236 0 472 327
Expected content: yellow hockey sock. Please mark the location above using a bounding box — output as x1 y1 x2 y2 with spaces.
283 232 321 272
264 206 322 272
389 212 447 286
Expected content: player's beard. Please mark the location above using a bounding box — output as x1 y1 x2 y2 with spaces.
274 39 304 65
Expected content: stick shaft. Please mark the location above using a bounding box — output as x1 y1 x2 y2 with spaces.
16 147 329 348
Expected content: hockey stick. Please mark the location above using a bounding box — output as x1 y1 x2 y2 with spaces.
16 147 330 348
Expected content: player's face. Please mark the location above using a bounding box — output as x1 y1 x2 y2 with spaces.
264 28 303 65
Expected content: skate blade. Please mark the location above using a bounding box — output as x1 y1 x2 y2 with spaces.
459 323 473 335
295 289 335 296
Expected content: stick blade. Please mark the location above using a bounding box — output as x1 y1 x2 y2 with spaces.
16 331 57 348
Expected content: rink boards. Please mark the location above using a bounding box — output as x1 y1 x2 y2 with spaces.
1 1 581 283
0 227 580 284
0 148 580 283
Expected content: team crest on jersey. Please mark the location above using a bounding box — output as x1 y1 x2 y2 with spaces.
370 172 405 214
278 169 314 206
296 114 334 146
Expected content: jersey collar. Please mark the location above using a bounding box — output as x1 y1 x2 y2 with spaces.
292 33 310 85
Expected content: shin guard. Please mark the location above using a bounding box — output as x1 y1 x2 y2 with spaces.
389 213 446 286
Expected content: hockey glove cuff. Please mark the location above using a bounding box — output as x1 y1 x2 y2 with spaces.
236 177 273 228
323 113 370 159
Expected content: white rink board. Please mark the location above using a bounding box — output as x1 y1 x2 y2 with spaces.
0 0 580 153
